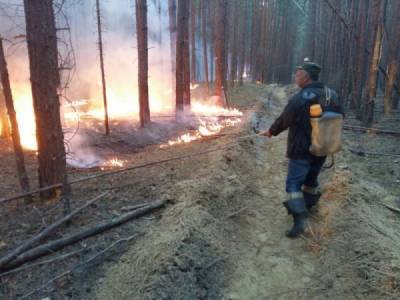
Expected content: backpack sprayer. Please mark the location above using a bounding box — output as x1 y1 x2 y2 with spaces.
309 86 343 167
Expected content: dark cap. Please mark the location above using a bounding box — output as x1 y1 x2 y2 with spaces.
296 62 322 79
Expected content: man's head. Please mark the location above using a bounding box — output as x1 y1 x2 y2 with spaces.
294 62 322 88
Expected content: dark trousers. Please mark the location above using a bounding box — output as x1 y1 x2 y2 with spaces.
286 156 326 194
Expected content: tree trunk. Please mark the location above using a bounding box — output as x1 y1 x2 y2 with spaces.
384 61 398 116
168 0 177 93
135 0 151 127
383 0 400 116
308 0 317 60
23 0 66 199
363 0 384 126
96 0 110 135
0 38 31 202
214 0 227 106
229 0 239 88
176 0 191 114
353 0 368 114
190 0 197 84
238 0 247 86
0 87 10 138
201 0 209 94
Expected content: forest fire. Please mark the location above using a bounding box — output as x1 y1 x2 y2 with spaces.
12 82 243 154
101 157 126 170
13 92 37 151
159 102 243 147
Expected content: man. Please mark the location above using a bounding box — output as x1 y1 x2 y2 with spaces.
261 62 343 238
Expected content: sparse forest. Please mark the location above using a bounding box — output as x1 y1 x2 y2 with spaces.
0 0 399 299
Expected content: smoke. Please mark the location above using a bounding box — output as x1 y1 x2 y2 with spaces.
62 0 174 118
0 0 179 166
65 133 101 168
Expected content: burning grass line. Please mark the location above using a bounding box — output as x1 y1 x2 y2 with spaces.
0 132 264 204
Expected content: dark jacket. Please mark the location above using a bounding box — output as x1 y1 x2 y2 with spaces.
269 82 343 160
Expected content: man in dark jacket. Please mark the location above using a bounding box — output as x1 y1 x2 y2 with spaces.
261 62 343 238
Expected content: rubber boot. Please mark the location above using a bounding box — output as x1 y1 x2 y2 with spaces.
303 191 321 211
283 198 307 238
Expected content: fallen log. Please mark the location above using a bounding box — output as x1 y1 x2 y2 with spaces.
343 125 400 136
1 199 166 271
18 233 139 300
0 192 108 269
348 148 400 157
383 204 400 214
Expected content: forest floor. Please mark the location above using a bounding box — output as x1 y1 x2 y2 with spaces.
0 83 399 299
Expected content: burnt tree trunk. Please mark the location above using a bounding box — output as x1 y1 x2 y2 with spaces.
308 0 317 60
190 0 197 84
353 0 368 114
229 0 239 88
23 0 66 199
363 0 384 126
214 0 227 106
0 38 31 202
168 0 177 92
136 0 151 127
201 0 209 94
0 86 10 137
383 0 400 116
96 0 110 135
384 61 398 116
237 1 247 86
176 0 191 114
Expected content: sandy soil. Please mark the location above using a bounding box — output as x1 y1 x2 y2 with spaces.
0 84 399 299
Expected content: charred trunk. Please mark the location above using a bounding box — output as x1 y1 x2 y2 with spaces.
135 0 151 127
190 0 197 84
168 0 177 92
214 0 227 106
0 86 10 138
363 0 384 126
96 0 110 135
201 0 209 94
176 0 191 114
23 0 66 199
0 38 31 202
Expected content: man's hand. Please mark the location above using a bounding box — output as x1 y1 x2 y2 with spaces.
260 130 272 138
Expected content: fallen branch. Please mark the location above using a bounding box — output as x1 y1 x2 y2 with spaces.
0 192 108 269
18 233 139 300
121 202 149 212
383 204 400 214
343 125 400 136
0 247 90 278
227 206 248 218
348 148 400 157
2 199 166 271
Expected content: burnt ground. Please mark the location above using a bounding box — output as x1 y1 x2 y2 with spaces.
0 84 399 299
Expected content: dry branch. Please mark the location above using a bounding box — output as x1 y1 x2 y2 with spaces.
383 204 400 214
0 247 90 278
348 148 400 157
343 125 400 136
18 233 139 300
1 199 166 271
0 192 108 269
0 38 31 202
